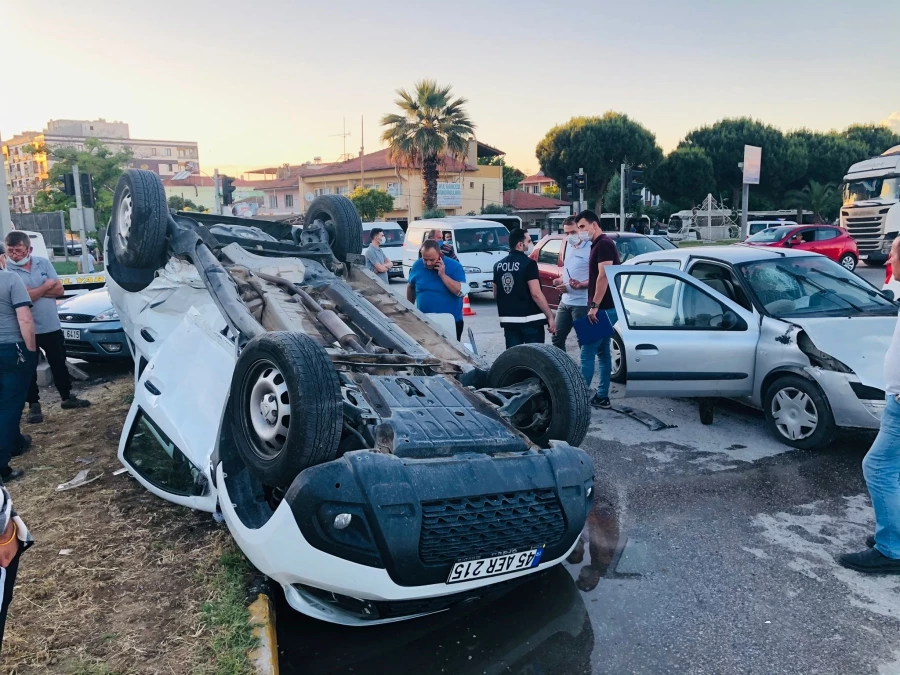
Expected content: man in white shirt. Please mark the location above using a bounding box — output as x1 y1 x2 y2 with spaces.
551 216 591 350
839 236 900 574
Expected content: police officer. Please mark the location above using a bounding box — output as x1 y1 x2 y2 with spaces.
493 228 556 349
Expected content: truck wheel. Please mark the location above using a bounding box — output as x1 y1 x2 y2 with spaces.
306 195 363 262
763 375 836 450
488 343 590 448
231 332 342 488
863 259 885 268
610 332 626 384
110 169 169 269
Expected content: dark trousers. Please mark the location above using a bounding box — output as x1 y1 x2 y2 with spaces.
503 323 545 349
0 546 21 652
27 330 71 405
0 345 36 470
455 320 464 342
552 303 588 350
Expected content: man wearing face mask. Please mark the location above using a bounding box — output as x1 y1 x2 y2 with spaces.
2 232 91 424
407 240 468 340
493 228 556 348
551 216 591 350
364 227 393 284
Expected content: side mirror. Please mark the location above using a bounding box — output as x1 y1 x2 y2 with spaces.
721 310 741 330
783 240 792 248
883 289 895 302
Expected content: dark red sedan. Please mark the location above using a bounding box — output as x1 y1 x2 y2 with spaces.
530 232 664 308
744 224 859 271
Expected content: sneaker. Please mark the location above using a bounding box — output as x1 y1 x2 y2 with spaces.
26 402 43 424
838 547 900 574
61 395 91 410
0 467 25 483
12 435 32 458
590 395 611 409
867 535 876 548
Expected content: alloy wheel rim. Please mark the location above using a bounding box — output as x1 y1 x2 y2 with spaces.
611 338 622 377
841 256 855 270
771 387 818 441
116 187 133 250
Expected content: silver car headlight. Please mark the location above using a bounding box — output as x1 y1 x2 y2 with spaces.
92 307 119 322
463 266 482 274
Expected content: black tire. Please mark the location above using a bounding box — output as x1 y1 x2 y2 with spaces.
864 258 885 268
610 332 626 384
763 374 836 450
110 169 168 268
306 195 363 262
104 232 158 293
839 253 857 272
487 344 590 448
699 398 715 425
230 332 343 487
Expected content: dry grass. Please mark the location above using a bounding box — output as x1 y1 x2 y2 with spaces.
0 371 254 674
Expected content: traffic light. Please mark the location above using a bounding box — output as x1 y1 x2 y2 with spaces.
79 172 95 208
574 173 586 191
565 175 574 199
221 176 236 205
62 172 76 197
623 168 644 208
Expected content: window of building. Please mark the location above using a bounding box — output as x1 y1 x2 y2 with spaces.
335 186 349 196
365 184 380 191
470 182 474 189
165 148 172 156
314 187 333 197
387 182 402 196
151 147 157 156
532 185 540 194
269 195 278 208
285 194 294 208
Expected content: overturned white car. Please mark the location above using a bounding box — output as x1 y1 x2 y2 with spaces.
105 170 594 625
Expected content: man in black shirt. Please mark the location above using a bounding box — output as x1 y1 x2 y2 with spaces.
579 210 620 409
493 229 556 349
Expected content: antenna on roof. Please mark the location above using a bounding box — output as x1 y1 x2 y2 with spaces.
330 117 352 162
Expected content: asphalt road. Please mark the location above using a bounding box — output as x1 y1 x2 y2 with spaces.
277 267 900 675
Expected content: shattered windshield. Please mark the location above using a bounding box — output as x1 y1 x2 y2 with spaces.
737 257 897 318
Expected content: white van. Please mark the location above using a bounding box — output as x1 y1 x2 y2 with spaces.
362 221 405 278
745 220 798 239
401 218 510 294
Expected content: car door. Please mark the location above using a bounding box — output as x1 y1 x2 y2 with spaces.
606 265 760 398
535 238 564 308
787 228 817 253
118 308 235 512
813 227 841 261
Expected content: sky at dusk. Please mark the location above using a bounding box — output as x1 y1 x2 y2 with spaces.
3 0 899 178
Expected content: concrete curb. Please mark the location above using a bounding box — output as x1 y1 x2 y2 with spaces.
248 592 279 675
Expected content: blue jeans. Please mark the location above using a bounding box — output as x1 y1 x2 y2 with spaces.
579 309 618 398
0 344 36 471
863 394 900 559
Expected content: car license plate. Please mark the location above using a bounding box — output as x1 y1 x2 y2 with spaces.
446 548 542 584
63 329 80 340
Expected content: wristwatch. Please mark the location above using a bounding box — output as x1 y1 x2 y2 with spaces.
589 302 598 309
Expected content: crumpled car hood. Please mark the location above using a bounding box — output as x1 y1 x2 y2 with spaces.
791 316 896 389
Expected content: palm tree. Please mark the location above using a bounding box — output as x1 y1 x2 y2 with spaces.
785 180 838 223
381 80 475 210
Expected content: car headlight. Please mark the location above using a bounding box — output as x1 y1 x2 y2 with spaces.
463 266 482 274
92 307 119 322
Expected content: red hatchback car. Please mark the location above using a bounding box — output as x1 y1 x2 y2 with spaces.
530 232 664 308
744 225 859 271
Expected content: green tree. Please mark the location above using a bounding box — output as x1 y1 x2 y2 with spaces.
787 130 869 188
348 187 395 221
542 185 560 199
842 124 900 158
477 156 526 191
28 138 133 228
679 118 808 207
646 146 716 210
785 180 840 223
535 112 663 210
168 195 199 211
422 208 447 219
602 173 620 212
381 80 475 210
481 203 513 215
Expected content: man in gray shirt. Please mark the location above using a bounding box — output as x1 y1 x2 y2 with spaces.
0 267 36 482
3 232 90 424
364 228 392 284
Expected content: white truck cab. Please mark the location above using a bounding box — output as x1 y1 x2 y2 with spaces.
840 145 900 266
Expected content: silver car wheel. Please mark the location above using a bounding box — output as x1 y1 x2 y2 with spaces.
611 337 622 378
840 255 856 271
116 186 133 249
247 361 291 457
771 386 818 441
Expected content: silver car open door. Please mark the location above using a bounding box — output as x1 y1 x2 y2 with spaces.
605 265 759 398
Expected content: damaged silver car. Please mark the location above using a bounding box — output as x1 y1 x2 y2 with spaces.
606 246 897 449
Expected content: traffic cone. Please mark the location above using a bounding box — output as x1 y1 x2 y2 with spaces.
463 296 476 317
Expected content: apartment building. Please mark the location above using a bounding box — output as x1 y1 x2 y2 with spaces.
518 171 558 195
2 119 200 212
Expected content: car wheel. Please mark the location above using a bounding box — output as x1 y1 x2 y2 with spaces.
231 332 342 488
763 375 836 450
105 232 158 293
610 332 626 384
839 253 857 271
487 343 590 447
864 258 885 267
306 195 363 262
110 169 169 268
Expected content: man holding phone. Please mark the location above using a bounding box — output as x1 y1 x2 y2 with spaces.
406 239 468 341
551 216 591 350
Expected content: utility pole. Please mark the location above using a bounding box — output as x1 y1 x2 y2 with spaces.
360 115 365 188
72 164 89 273
0 146 11 237
619 163 626 232
213 168 221 215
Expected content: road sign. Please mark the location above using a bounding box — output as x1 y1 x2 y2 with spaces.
743 145 762 185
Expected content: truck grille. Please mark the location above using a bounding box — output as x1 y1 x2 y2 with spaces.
419 489 566 565
844 212 887 252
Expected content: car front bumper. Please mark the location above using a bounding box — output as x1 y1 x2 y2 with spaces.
218 444 593 625
809 368 884 430
60 320 131 360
